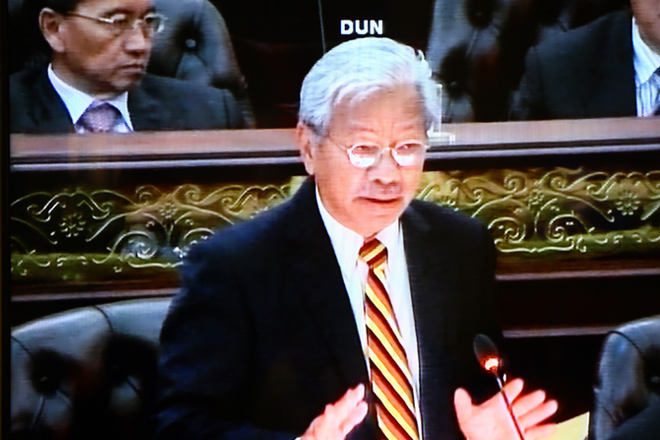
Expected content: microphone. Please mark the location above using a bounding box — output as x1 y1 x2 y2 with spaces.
473 334 526 440
473 333 501 375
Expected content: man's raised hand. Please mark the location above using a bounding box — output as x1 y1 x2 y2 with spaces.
301 384 369 440
454 378 558 440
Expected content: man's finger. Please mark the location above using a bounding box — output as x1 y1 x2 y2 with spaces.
519 399 559 430
338 400 369 437
329 384 365 419
511 389 547 418
309 385 367 440
453 387 474 420
500 378 525 403
523 423 557 440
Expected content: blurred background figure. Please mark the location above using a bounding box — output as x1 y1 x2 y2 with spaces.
511 0 660 120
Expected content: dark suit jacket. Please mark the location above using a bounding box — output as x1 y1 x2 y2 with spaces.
155 179 500 440
510 10 636 120
9 68 247 133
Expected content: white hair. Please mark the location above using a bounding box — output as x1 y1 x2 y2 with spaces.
299 37 440 136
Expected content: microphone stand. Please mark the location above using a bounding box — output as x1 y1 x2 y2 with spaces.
491 373 526 440
473 334 526 440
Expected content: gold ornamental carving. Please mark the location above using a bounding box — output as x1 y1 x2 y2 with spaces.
10 169 660 284
11 181 295 281
419 168 660 256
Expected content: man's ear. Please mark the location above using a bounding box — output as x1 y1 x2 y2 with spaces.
297 121 317 176
39 8 66 54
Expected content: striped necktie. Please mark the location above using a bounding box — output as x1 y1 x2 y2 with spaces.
360 238 420 440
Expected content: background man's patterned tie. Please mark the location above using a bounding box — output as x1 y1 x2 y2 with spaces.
360 238 420 440
77 101 122 133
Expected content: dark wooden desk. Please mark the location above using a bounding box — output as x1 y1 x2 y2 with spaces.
9 118 660 419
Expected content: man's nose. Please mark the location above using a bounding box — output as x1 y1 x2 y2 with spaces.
369 149 401 184
124 26 152 54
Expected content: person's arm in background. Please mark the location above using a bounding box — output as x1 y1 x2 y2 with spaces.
509 46 548 121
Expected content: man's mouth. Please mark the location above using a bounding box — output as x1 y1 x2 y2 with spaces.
363 197 401 204
121 64 147 73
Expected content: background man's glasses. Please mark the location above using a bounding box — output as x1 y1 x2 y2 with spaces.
66 12 166 37
326 136 428 168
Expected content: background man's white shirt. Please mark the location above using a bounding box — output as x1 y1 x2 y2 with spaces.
632 18 660 116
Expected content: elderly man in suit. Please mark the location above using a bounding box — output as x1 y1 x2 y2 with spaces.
10 0 247 133
511 0 660 120
156 37 557 440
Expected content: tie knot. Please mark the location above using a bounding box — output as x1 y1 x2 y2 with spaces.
78 101 121 133
359 238 387 270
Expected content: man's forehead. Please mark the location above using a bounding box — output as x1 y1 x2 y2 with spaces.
343 120 424 134
327 87 426 137
74 0 154 14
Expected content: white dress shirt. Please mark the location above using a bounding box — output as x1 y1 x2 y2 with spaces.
632 18 660 117
48 64 133 132
316 188 423 436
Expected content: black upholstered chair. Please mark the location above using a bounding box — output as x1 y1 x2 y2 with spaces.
589 315 660 440
11 298 172 440
8 0 253 126
150 0 254 126
426 0 630 122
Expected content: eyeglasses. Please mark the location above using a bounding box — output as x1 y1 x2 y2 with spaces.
66 11 166 37
325 136 429 168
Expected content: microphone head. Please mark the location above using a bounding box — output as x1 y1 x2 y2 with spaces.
473 334 501 374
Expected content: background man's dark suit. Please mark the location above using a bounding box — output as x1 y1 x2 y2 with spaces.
511 10 636 120
156 179 500 440
10 68 247 133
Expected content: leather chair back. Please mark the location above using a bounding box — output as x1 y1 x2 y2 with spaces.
426 0 630 122
589 315 660 440
150 0 254 125
11 298 172 440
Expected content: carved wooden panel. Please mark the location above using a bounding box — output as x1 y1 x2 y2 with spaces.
11 167 660 289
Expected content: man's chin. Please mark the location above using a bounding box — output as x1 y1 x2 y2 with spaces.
100 71 146 96
354 199 406 233
117 71 146 90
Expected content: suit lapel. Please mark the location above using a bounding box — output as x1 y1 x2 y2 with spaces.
402 204 458 440
584 12 637 117
128 76 171 130
29 70 75 133
285 180 368 389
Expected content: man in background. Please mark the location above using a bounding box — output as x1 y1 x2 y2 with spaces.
10 0 247 133
511 0 660 120
156 37 557 440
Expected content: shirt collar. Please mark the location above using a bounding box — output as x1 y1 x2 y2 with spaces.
316 186 400 274
47 64 133 129
632 18 660 86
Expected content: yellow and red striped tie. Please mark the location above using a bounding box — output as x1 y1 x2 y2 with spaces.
360 238 420 440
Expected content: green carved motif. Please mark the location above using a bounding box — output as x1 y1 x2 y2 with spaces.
11 180 298 283
10 169 660 285
419 168 660 256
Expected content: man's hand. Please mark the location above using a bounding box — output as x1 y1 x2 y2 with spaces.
454 378 558 440
301 384 369 440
